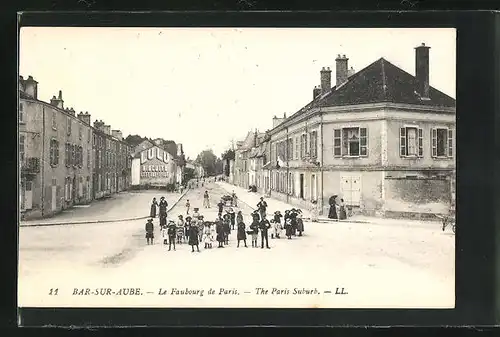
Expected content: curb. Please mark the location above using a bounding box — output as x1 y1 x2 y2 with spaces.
216 182 373 224
19 188 190 228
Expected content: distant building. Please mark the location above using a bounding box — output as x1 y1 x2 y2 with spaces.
130 139 180 188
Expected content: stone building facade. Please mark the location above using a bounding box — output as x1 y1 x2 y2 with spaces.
19 75 132 220
233 43 456 218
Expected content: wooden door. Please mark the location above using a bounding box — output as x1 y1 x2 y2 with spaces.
51 185 57 211
25 181 33 210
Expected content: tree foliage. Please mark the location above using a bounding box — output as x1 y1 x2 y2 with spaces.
196 150 218 176
183 167 196 185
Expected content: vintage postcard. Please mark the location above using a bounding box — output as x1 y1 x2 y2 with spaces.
18 27 456 309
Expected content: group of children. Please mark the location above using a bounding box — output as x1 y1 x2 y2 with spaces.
144 196 307 252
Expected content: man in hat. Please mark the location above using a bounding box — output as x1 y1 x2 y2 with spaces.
188 220 200 252
167 220 177 251
257 197 268 220
259 214 271 249
145 218 154 245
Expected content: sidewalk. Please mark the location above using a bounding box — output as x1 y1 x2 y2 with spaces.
19 189 189 227
217 182 442 228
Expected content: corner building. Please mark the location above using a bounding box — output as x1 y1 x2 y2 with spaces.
264 44 456 217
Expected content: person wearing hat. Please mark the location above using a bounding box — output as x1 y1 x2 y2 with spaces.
203 222 213 249
159 196 168 218
296 210 304 236
249 213 260 248
236 217 248 248
184 215 192 240
217 199 224 217
188 219 201 252
203 191 210 208
257 197 268 220
216 218 225 248
222 213 231 245
145 218 155 245
229 208 236 230
236 210 243 225
150 198 158 218
284 218 293 239
259 214 271 249
197 215 205 243
272 211 283 239
167 220 177 251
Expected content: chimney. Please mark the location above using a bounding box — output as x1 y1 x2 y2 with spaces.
24 75 38 99
50 90 64 109
415 42 431 99
78 111 91 125
112 130 123 140
347 66 355 77
313 85 321 99
177 143 183 156
93 119 105 130
335 54 349 87
103 125 111 135
320 67 332 95
19 76 25 92
272 116 285 128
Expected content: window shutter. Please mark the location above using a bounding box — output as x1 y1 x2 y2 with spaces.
431 128 437 157
333 129 341 157
342 129 348 156
418 128 423 157
448 129 453 157
56 141 59 165
400 127 406 156
360 128 368 156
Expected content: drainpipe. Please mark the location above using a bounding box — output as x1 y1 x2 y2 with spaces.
319 106 324 216
286 127 289 204
41 105 45 217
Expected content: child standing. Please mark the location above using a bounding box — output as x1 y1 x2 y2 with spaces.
185 199 191 215
167 221 177 251
272 211 283 239
145 218 154 245
237 220 248 248
249 216 260 248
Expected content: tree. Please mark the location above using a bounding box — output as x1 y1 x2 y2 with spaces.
221 149 235 177
124 134 148 148
196 150 218 176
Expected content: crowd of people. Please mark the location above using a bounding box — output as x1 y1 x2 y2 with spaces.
144 192 306 252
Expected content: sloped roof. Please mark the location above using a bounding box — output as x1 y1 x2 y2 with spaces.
318 58 455 108
276 57 456 132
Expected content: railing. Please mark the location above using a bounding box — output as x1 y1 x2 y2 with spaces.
21 157 40 175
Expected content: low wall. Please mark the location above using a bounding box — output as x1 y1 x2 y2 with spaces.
384 177 451 214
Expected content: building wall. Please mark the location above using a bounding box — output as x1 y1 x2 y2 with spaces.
131 146 177 186
384 176 450 215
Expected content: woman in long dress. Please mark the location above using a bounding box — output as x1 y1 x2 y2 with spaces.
328 195 338 220
150 198 158 218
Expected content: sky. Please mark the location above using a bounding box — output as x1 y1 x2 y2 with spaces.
19 27 456 159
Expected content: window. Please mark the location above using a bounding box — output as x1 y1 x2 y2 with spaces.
79 124 82 140
72 144 77 167
400 127 423 157
300 134 306 158
432 128 453 158
65 143 70 167
50 139 59 166
87 150 91 168
19 103 24 122
334 127 368 157
88 129 91 142
295 136 299 159
67 117 72 136
19 135 25 162
52 111 57 129
310 131 318 158
287 138 293 160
